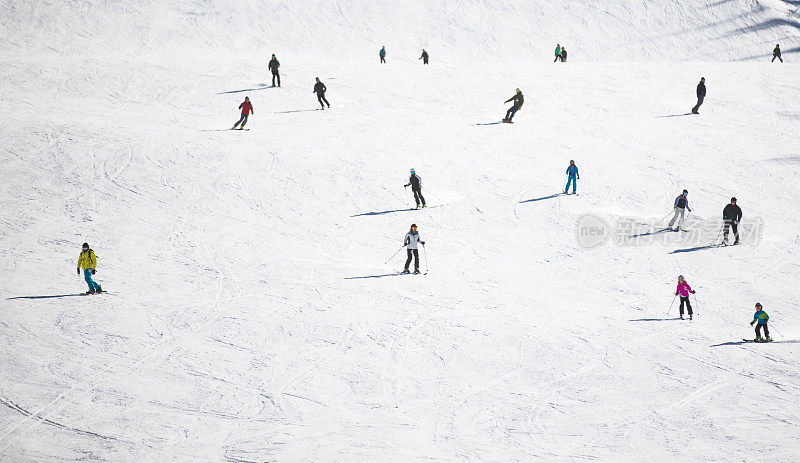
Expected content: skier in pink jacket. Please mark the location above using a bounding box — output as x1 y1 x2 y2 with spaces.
675 275 696 320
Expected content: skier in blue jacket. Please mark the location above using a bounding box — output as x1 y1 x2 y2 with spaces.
750 303 772 341
564 160 579 194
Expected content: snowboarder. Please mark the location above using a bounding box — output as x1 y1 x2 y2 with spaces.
268 54 280 87
750 303 771 341
772 44 783 63
675 275 696 320
402 224 425 274
554 43 562 62
722 197 742 245
503 88 524 122
564 160 579 194
405 168 426 208
668 190 692 231
77 242 102 294
380 46 386 63
232 96 253 130
313 77 330 109
691 77 706 114
420 49 429 65
560 46 567 62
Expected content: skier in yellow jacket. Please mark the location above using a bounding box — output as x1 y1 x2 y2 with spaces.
77 242 102 294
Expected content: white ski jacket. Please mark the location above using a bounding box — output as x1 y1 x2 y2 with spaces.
404 231 424 249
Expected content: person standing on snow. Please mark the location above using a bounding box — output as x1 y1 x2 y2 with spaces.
405 168 426 208
77 242 102 294
722 197 742 245
268 54 280 87
668 190 692 231
675 275 696 320
692 77 706 114
420 49 429 65
380 46 386 63
560 46 567 62
772 44 783 63
232 96 253 130
503 88 524 122
750 303 771 341
402 224 425 274
313 77 330 109
554 43 562 62
564 160 579 194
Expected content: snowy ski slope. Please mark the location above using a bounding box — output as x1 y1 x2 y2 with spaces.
2 0 800 461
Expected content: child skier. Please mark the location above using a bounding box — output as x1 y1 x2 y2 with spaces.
405 168 426 208
402 224 425 274
77 242 102 294
564 160 579 194
750 303 772 342
232 96 253 130
675 275 695 320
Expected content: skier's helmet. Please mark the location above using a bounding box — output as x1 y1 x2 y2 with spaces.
678 275 684 281
731 197 737 203
683 189 688 194
411 223 417 230
755 302 762 309
245 96 249 100
516 88 521 93
82 242 89 250
410 168 415 174
272 54 276 58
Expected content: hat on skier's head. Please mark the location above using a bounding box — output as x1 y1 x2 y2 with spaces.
755 302 762 309
410 168 415 174
82 242 89 250
516 88 521 93
272 54 276 58
701 77 705 81
245 96 249 100
570 160 575 164
683 189 688 194
410 223 417 229
731 197 737 203
678 275 684 281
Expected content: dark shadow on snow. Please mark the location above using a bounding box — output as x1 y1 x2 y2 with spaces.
474 121 504 126
711 340 800 347
351 208 416 217
6 293 85 300
519 193 562 203
670 244 721 254
629 228 674 239
216 85 275 95
275 109 320 114
629 317 682 322
655 113 693 118
344 274 406 280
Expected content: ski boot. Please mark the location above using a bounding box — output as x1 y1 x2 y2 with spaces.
680 315 684 319
689 315 693 320
765 336 773 342
95 286 103 294
401 269 410 274
413 269 420 275
421 204 427 208
86 289 95 295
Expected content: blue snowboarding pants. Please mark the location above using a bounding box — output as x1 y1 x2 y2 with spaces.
565 176 577 193
84 269 101 291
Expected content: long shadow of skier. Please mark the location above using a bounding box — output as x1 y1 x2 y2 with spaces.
344 274 406 280
629 317 682 322
670 244 722 254
216 85 275 95
474 121 504 126
276 109 319 114
655 113 693 118
519 193 562 203
6 294 85 300
350 208 416 217
630 228 674 238
711 340 800 347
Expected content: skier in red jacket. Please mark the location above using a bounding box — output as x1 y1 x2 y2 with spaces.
232 96 253 130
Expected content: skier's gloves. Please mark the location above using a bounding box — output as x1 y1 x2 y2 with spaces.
750 321 755 326
77 268 80 275
691 291 696 294
405 184 410 187
91 269 96 275
421 241 426 245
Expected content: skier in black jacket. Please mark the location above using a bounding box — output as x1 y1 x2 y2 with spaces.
405 168 426 208
503 88 524 122
772 44 783 63
420 49 429 65
313 77 330 109
268 54 280 87
692 77 706 114
722 197 742 245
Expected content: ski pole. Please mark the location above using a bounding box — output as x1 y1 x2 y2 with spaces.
404 185 409 205
422 243 428 273
769 323 782 339
667 294 677 315
693 293 700 315
384 245 405 264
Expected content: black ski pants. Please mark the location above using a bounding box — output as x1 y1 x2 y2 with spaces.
679 296 693 316
505 105 519 121
692 96 704 114
423 57 429 65
405 248 419 271
412 188 425 207
772 54 783 63
756 323 770 339
233 113 249 129
272 71 280 87
723 220 739 243
380 56 386 63
317 93 329 108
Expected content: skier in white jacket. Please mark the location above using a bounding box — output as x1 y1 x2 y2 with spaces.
402 224 425 274
668 189 692 231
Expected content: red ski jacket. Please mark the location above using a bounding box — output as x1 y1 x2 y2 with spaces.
239 100 253 114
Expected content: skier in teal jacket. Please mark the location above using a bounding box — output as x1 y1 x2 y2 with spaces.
564 160 579 194
750 303 771 341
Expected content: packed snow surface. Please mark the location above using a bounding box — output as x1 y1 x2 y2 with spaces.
2 0 800 461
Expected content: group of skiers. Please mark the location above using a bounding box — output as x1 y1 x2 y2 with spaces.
377 46 430 65
667 191 742 245
554 43 568 62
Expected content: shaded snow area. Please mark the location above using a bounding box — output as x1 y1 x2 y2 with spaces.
2 1 800 461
